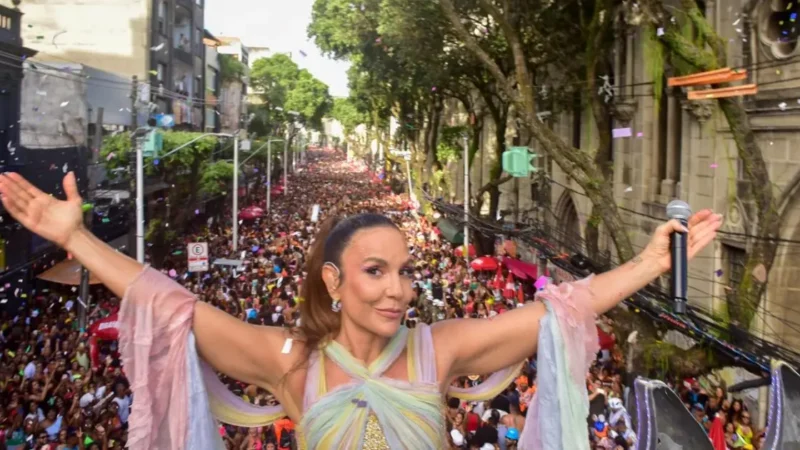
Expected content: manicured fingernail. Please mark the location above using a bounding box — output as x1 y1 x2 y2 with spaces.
682 226 689 233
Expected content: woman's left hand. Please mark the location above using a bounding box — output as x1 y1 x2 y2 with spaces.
642 209 723 272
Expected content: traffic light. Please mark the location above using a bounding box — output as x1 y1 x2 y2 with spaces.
143 128 163 158
502 146 537 177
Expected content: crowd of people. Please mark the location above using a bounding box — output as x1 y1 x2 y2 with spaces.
0 149 766 449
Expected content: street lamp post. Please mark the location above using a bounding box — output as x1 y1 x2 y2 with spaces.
462 134 470 265
133 131 234 263
265 138 283 213
283 129 289 196
232 136 239 252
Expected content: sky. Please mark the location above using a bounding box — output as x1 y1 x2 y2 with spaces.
204 0 351 97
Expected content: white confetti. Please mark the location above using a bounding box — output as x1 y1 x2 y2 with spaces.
62 163 68 173
779 102 787 110
36 90 47 96
624 186 633 193
733 18 741 26
151 43 165 51
71 286 77 292
657 28 665 36
60 101 69 107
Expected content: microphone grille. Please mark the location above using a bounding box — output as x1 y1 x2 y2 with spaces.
666 200 692 220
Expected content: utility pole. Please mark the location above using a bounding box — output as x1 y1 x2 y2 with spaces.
232 133 240 252
462 134 470 265
283 126 289 195
127 76 143 262
266 139 272 213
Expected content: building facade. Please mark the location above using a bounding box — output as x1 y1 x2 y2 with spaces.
445 1 800 349
216 36 249 133
204 30 221 132
10 0 207 130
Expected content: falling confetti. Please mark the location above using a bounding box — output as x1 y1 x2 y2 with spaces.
154 159 160 165
151 43 165 51
36 90 47 96
710 163 718 169
657 28 665 36
624 186 633 193
431 86 437 92
636 132 644 137
612 127 632 138
733 18 741 26
106 152 116 161
715 269 724 277
299 50 307 57
62 163 68 173
60 101 69 107
195 209 200 215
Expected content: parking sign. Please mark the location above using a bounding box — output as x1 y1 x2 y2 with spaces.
187 242 208 272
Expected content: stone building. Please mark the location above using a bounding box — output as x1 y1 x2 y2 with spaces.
446 0 800 349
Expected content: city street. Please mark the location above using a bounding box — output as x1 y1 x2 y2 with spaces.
0 0 799 449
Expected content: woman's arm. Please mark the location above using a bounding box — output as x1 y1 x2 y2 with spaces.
65 229 291 388
435 211 721 378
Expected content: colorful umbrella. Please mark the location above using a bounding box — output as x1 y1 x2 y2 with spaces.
454 244 476 258
470 256 498 271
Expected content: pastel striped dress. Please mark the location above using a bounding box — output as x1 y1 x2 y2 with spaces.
119 267 597 450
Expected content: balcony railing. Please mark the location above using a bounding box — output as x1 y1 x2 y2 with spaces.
174 46 193 65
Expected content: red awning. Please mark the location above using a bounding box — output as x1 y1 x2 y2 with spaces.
502 257 538 280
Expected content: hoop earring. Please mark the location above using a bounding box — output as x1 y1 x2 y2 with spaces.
331 298 342 313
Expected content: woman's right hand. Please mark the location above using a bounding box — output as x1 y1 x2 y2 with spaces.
0 172 84 248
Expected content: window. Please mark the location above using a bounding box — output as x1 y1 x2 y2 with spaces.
724 244 747 292
208 67 218 93
195 28 202 55
761 0 800 58
158 1 167 34
157 63 167 82
195 75 203 98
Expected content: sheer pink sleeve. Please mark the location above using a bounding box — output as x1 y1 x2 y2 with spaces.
118 267 196 450
534 275 598 392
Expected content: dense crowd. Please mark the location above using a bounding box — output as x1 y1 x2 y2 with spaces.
0 149 768 450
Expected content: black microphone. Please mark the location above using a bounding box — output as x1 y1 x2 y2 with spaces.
666 200 691 314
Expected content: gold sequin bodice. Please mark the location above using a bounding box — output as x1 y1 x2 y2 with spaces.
363 414 390 450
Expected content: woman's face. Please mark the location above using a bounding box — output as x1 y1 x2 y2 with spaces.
732 401 741 412
328 226 413 338
454 412 464 426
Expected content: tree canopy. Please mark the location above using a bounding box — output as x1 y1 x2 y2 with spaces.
248 53 333 135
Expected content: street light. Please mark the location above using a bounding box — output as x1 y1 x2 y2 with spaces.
133 131 234 263
236 138 283 213
284 112 300 195
264 138 283 213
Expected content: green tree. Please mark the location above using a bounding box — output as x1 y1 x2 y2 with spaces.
220 54 246 83
100 131 227 265
249 54 333 141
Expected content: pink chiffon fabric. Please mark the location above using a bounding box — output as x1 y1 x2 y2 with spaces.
119 267 195 450
518 275 599 450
